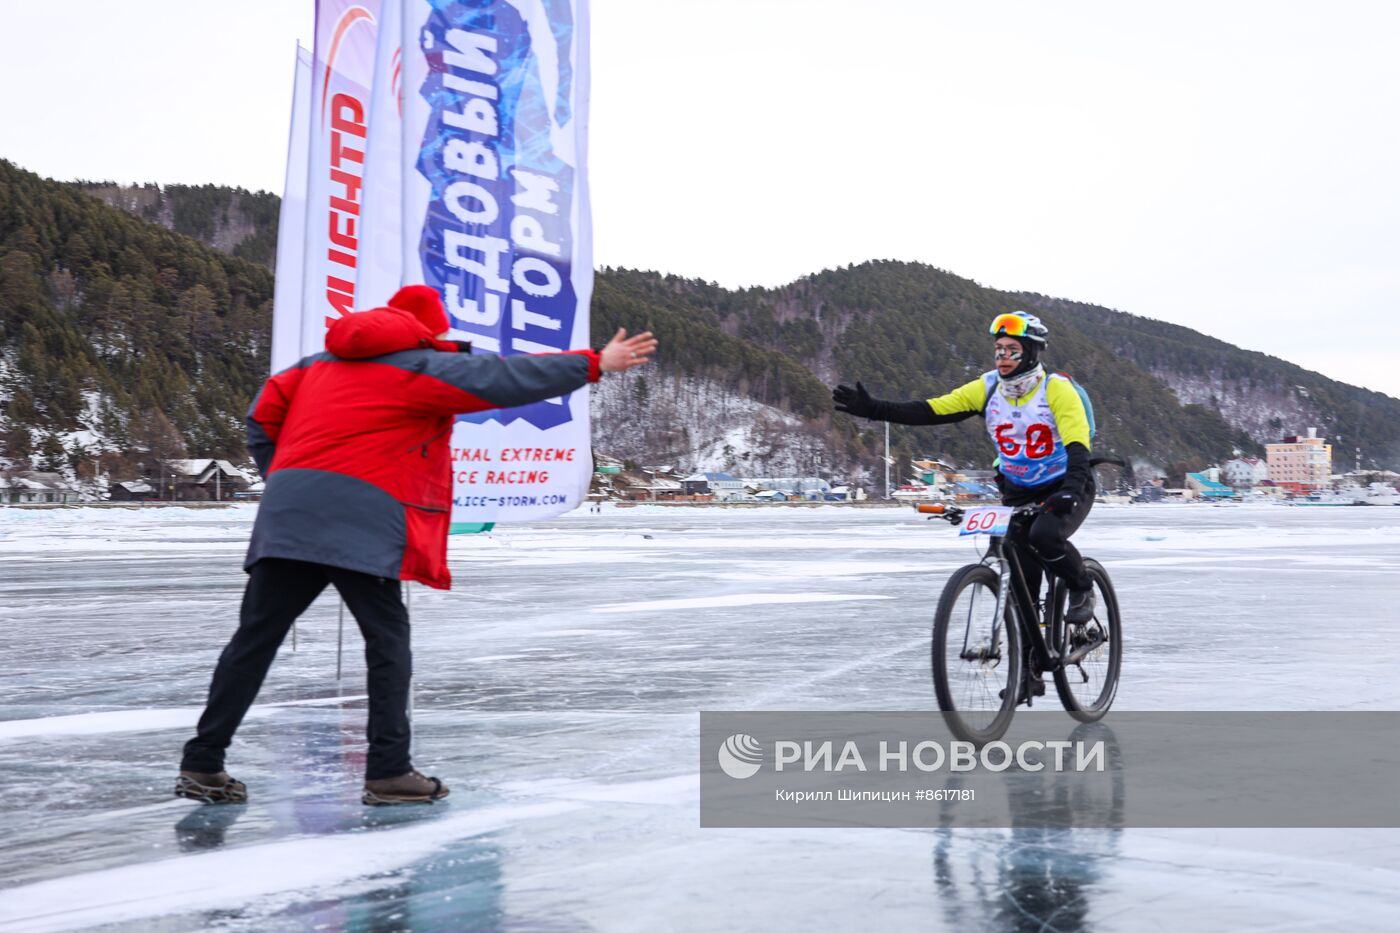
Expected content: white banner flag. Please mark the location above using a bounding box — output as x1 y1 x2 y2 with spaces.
276 1 593 526
270 44 313 374
354 0 403 308
300 0 383 361
397 0 594 525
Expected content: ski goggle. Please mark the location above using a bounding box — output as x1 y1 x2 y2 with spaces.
989 313 1031 338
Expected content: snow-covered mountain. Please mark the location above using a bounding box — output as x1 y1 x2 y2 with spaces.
591 371 845 478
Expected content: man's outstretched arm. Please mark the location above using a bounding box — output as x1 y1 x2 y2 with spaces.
407 329 657 416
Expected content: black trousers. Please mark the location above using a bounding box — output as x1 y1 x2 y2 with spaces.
1010 493 1094 597
181 558 413 780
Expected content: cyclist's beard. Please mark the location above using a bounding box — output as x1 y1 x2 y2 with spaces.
998 363 1045 399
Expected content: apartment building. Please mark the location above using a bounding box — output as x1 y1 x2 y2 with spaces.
1265 428 1332 495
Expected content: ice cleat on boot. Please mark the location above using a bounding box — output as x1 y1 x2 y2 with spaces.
362 770 450 806
1066 586 1097 624
175 770 248 804
1070 619 1107 652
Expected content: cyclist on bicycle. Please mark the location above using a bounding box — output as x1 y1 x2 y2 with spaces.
833 311 1097 625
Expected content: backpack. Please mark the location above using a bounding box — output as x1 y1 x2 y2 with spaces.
981 371 1096 440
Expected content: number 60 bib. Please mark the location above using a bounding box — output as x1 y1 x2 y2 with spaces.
983 373 1068 488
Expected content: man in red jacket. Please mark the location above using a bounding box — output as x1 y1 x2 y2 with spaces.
177 285 656 805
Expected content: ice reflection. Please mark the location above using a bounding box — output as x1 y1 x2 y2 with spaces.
263 835 507 933
932 724 1125 931
942 827 1116 932
174 805 244 852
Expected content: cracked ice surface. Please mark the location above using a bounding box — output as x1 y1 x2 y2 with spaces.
0 503 1398 931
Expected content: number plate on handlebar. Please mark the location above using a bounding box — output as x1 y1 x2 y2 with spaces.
958 506 1013 536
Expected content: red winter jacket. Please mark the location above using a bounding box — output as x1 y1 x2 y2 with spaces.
245 306 601 589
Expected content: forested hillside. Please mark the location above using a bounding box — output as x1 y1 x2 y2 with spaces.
2 160 1394 489
77 181 280 268
0 160 273 473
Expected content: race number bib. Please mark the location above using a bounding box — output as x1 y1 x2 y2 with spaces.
959 506 1014 536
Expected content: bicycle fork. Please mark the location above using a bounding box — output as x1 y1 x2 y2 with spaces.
960 557 1012 665
993 557 1010 663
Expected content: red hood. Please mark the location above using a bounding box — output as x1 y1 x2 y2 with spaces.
326 307 458 359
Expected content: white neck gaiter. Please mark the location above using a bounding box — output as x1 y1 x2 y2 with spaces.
998 363 1045 400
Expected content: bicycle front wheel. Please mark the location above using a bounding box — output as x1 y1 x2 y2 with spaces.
932 563 1020 744
1050 558 1122 721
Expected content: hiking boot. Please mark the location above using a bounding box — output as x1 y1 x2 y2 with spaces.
362 770 450 806
1066 586 1096 624
175 770 248 804
999 677 1046 705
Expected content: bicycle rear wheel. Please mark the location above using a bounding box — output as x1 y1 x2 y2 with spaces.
932 563 1020 744
1050 558 1121 721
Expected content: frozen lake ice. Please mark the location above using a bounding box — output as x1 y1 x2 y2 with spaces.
1 502 1398 931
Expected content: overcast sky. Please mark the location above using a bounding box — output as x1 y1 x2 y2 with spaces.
1 1 1396 399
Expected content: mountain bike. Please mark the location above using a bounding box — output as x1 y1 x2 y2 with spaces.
920 502 1121 744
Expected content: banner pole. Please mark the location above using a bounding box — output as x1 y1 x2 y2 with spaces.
405 582 413 723
336 599 345 680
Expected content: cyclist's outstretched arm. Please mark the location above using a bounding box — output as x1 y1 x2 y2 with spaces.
832 378 984 426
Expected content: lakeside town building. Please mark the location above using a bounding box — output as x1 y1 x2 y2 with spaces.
1265 428 1332 495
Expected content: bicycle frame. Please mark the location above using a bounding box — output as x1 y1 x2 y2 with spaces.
924 498 1119 730
922 500 1081 675
980 525 1062 674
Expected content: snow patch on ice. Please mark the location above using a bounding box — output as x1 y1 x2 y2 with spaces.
591 592 893 613
500 774 698 806
518 628 633 638
0 695 369 742
677 559 933 580
0 801 582 933
0 708 265 742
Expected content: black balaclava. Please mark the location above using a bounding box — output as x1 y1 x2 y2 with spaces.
1001 337 1042 380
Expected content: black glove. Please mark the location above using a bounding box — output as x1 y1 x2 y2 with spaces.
833 381 877 419
1044 490 1079 516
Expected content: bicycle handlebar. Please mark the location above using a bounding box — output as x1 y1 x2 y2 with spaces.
915 501 1043 526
